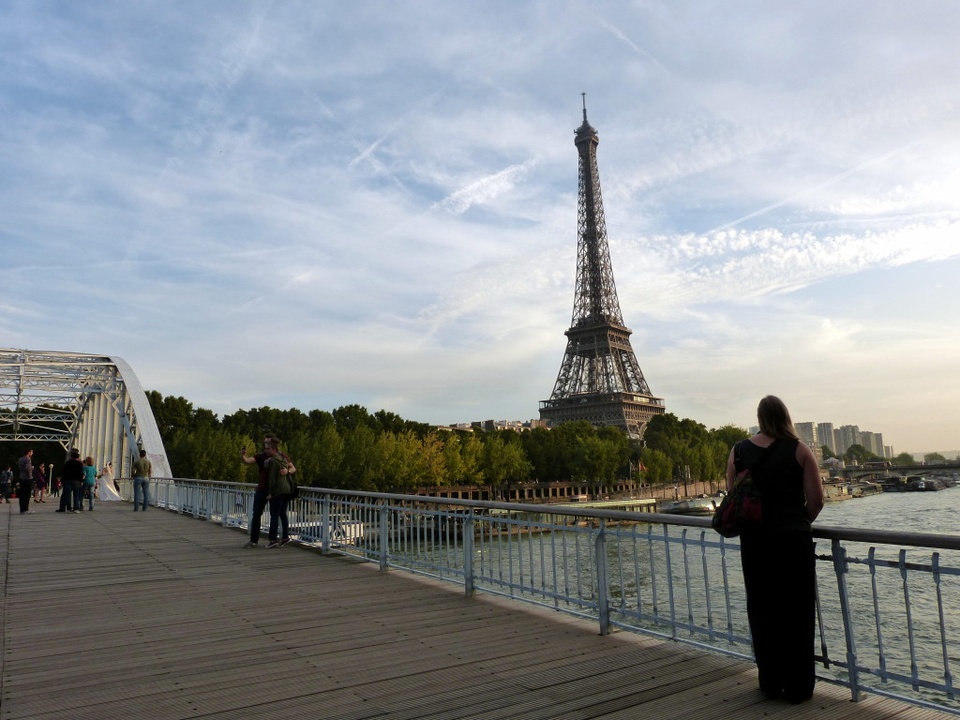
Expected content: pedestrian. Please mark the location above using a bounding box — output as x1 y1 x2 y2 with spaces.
726 395 824 704
33 462 48 503
82 457 98 510
0 465 12 503
240 437 276 548
132 449 152 511
266 438 296 549
57 449 84 514
17 448 34 514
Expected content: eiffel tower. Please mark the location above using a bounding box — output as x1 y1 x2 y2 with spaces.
539 99 665 439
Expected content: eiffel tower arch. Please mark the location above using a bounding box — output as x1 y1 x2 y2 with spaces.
539 101 665 439
0 349 171 478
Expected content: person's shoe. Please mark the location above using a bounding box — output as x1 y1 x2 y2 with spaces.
20 510 34 514
280 537 293 547
243 541 259 549
55 509 65 513
266 541 280 549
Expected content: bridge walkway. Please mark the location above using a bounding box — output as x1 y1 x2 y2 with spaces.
0 502 951 720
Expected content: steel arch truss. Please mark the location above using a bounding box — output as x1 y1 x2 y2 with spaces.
0 349 171 478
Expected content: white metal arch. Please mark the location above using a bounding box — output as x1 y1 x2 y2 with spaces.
0 348 171 478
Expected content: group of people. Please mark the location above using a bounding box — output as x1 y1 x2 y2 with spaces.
54 449 123 513
9 446 153 514
239 436 297 549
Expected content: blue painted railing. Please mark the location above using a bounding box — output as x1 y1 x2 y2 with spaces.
132 477 960 715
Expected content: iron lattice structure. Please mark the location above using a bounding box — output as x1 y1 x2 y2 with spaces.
539 104 665 439
0 348 171 477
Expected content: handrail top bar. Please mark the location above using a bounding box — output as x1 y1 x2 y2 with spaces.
162 478 960 551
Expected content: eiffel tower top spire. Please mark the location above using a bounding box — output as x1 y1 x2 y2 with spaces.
571 94 623 327
539 101 665 439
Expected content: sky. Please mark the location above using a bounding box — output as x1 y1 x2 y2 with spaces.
3 1 960 455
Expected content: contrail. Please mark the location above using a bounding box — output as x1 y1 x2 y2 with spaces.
708 138 926 234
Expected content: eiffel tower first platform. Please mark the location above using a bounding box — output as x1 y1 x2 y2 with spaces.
539 100 665 439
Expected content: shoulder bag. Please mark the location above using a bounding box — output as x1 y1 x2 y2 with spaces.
711 440 778 538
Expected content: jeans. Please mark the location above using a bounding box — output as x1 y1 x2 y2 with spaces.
84 484 95 510
249 489 269 544
133 476 149 510
268 494 290 542
60 481 81 511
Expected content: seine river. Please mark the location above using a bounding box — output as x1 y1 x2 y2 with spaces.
816 482 960 534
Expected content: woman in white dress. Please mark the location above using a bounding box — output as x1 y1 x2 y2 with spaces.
97 462 122 501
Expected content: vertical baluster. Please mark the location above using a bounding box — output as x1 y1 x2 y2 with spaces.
932 552 955 699
681 529 694 631
700 530 714 640
595 521 610 635
647 524 659 621
719 537 734 640
632 525 643 621
832 538 861 701
664 524 677 639
899 548 920 690
463 511 475 597
867 547 887 682
378 502 389 571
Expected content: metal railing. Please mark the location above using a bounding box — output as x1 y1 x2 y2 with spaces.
138 477 960 715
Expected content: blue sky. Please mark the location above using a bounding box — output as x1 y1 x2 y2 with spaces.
3 1 960 454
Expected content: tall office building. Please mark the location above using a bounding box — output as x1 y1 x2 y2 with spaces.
795 422 818 448
817 422 837 454
836 425 861 456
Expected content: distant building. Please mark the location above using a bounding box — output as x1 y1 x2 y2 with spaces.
795 422 818 447
860 431 885 457
817 423 837 454
836 425 861 456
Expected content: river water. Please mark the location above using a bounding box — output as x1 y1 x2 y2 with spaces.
816 483 960 535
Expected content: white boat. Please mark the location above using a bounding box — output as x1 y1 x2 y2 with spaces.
658 497 718 516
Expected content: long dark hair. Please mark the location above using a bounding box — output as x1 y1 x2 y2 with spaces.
757 395 800 441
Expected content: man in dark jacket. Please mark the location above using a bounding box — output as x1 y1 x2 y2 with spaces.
57 449 85 514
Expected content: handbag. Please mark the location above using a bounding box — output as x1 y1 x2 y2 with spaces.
711 440 777 537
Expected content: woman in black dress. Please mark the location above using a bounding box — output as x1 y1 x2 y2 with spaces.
726 395 824 703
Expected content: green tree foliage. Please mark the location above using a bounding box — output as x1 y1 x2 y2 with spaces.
892 452 917 467
144 393 748 490
820 445 839 460
640 414 740 486
924 452 948 465
842 443 876 465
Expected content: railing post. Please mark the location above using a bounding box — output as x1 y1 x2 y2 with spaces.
463 511 475 597
832 538 861 701
378 502 389 572
595 522 610 636
321 496 330 556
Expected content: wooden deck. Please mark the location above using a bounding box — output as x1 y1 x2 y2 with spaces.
1 501 954 720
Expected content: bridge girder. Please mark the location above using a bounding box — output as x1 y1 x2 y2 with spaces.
0 349 171 478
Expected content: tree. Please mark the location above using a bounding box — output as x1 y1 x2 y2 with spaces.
892 452 916 467
820 445 839 461
843 444 876 466
924 452 948 465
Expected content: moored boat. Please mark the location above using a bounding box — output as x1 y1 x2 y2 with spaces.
658 497 718 516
